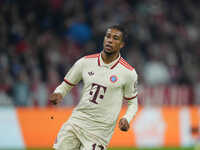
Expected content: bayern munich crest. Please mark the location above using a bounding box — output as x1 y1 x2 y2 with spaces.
110 75 118 83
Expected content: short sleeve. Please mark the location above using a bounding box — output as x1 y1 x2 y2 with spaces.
64 57 84 85
123 70 138 100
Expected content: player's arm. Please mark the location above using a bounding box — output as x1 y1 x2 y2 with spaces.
119 97 138 131
50 58 84 105
119 71 138 131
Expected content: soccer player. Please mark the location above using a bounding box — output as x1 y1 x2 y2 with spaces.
50 24 138 150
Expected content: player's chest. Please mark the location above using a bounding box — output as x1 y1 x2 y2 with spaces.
82 66 125 88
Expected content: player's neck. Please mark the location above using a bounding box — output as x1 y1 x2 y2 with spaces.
101 51 120 64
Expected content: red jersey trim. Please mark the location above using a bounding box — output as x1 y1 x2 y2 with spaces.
124 95 137 100
110 57 121 69
119 58 134 71
85 53 100 58
97 54 100 66
64 79 76 86
84 53 100 66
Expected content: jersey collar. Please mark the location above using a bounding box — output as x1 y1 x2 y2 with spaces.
97 53 121 69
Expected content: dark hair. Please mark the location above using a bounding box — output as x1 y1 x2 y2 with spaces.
108 24 128 43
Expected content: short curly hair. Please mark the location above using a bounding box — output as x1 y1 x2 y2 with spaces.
108 24 128 43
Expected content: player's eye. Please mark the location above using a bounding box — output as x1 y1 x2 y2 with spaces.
113 36 119 40
106 34 111 38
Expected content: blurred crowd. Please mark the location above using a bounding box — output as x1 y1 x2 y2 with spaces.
0 0 200 106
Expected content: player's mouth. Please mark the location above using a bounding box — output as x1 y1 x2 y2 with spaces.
105 44 113 51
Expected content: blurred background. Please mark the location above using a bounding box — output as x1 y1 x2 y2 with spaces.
0 0 200 149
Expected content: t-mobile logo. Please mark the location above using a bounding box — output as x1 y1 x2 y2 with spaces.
89 83 107 104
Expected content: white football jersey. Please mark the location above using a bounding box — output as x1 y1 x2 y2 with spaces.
54 53 138 145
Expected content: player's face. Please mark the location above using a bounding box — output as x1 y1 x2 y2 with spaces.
103 28 124 55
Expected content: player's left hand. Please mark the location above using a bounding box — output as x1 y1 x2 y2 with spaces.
119 118 129 132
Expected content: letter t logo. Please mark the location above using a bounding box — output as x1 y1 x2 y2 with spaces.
89 83 107 104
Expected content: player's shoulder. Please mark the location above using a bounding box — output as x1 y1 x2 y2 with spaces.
119 57 137 80
84 53 100 59
76 53 99 63
74 53 99 67
119 57 135 72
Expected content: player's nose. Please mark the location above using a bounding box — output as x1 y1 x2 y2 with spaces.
107 37 113 43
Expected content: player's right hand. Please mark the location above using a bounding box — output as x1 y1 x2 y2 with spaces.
49 93 63 105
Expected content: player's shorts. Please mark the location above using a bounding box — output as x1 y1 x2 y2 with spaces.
53 122 107 150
